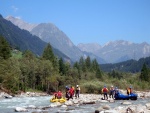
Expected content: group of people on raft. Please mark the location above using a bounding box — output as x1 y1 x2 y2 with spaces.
53 85 133 101
53 85 80 100
101 85 133 100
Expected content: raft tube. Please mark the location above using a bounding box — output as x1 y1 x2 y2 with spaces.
50 97 66 103
115 92 137 100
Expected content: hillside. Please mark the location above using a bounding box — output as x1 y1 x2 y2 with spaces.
6 16 37 31
6 15 150 64
6 16 105 63
100 56 150 72
0 14 71 61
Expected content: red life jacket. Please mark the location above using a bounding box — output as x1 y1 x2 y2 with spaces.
69 88 74 95
103 88 108 92
57 92 62 97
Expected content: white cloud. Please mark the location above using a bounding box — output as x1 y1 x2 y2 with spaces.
11 5 18 12
15 16 21 19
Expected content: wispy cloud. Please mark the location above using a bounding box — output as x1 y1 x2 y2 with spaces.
11 5 18 12
15 16 21 19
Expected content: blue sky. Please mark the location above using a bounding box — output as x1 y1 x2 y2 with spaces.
1 0 150 45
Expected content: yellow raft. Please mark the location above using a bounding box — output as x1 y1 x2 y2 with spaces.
50 97 66 103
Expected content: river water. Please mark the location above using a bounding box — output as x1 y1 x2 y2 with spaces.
0 96 150 113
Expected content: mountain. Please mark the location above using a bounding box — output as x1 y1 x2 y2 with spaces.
100 56 150 72
7 16 150 64
78 40 150 63
0 14 71 61
6 16 37 31
7 16 106 63
77 43 102 53
30 23 84 61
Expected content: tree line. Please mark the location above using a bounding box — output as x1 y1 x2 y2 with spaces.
0 36 103 94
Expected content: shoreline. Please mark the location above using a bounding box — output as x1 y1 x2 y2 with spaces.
1 89 150 99
1 90 150 112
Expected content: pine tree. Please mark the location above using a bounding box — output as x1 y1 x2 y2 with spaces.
96 68 102 79
140 63 149 81
91 59 99 71
42 43 58 66
79 56 86 72
59 58 66 75
85 56 91 70
0 36 11 59
42 43 55 61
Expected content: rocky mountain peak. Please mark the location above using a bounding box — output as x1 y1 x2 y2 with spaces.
103 40 132 47
77 43 101 53
5 16 38 31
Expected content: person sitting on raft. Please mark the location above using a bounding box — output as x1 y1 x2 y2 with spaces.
53 91 63 99
57 91 63 99
127 86 132 95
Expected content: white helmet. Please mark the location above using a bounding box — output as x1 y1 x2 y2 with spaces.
76 85 79 87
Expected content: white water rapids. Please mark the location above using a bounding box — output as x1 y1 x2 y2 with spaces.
0 96 150 113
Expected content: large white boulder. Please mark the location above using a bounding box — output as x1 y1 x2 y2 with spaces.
15 107 28 112
146 103 150 110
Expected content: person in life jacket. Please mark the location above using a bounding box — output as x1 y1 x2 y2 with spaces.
57 91 62 99
127 86 132 95
69 86 74 99
53 91 62 99
109 85 115 99
53 92 58 99
75 85 80 98
65 86 70 100
101 86 109 100
114 87 119 99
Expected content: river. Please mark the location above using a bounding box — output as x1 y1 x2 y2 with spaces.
0 96 150 113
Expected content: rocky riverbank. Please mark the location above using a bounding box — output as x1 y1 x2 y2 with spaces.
1 90 150 113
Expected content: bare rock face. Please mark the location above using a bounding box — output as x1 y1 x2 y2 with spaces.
6 16 37 32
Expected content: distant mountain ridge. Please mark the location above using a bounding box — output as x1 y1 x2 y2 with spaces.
0 14 71 62
6 16 106 63
6 16 37 31
78 40 150 63
6 16 150 64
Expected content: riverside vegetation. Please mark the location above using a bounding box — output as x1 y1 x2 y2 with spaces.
0 35 150 95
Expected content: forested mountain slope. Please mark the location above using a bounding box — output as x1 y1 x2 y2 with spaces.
0 14 71 61
100 56 150 72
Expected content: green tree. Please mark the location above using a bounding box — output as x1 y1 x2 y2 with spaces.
0 36 11 59
59 58 66 75
42 43 59 71
140 63 149 81
91 59 99 71
42 43 55 62
96 68 102 79
85 56 91 70
0 58 21 93
79 56 86 72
